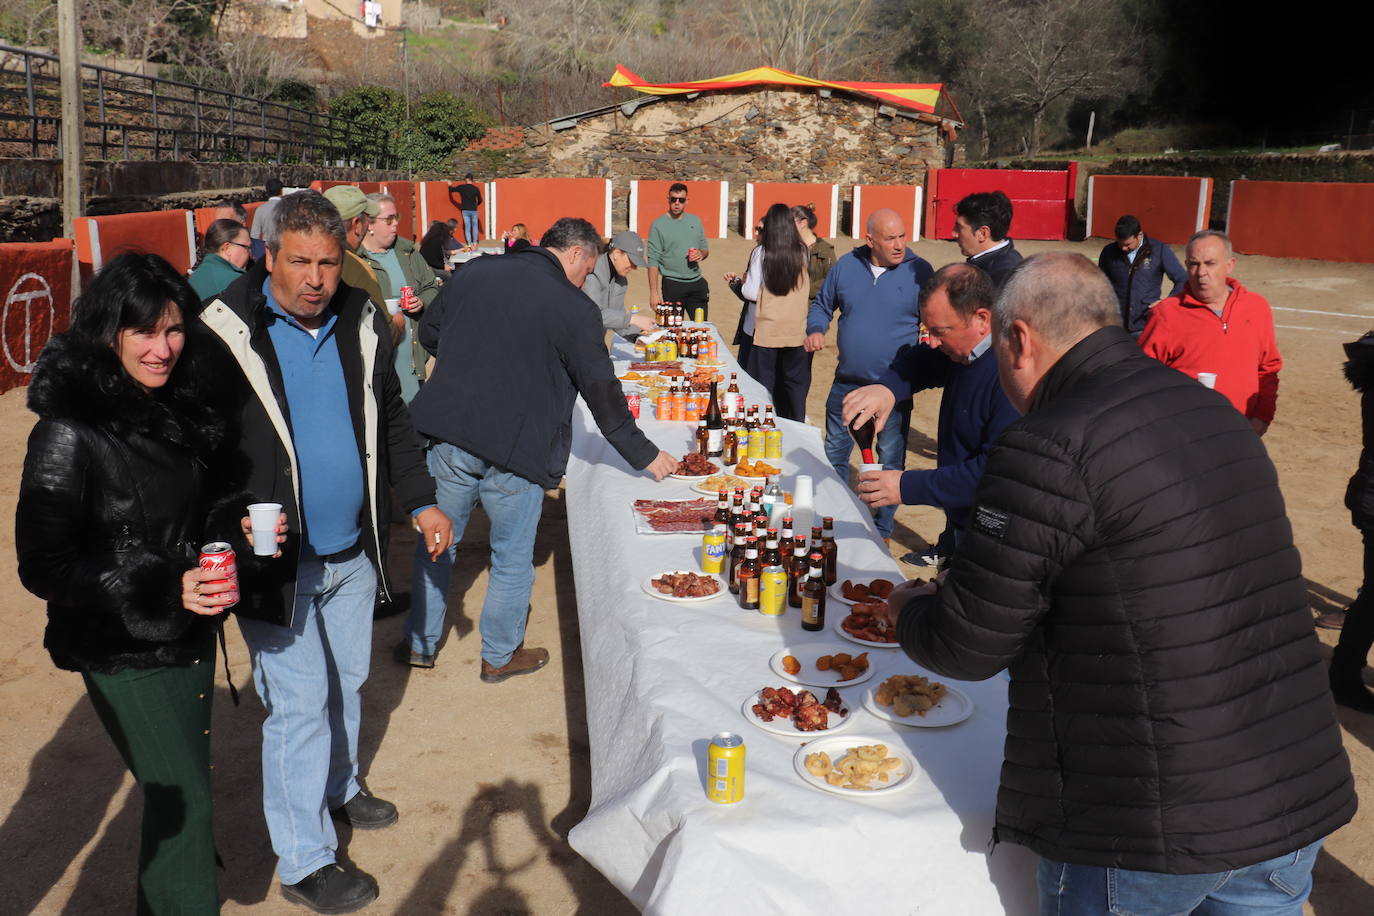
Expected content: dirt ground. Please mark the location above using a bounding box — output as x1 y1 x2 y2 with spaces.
2 231 1373 915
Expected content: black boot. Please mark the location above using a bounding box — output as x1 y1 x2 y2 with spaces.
1329 664 1374 713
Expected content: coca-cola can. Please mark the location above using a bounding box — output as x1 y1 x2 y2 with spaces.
198 541 240 608
400 285 414 300
625 392 641 418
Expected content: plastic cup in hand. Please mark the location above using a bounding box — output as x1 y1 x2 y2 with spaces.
384 298 402 316
1197 372 1217 389
858 461 884 480
247 502 283 557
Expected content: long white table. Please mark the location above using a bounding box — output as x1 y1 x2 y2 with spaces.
564 325 1036 914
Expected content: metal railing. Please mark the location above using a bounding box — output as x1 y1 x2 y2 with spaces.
0 44 397 168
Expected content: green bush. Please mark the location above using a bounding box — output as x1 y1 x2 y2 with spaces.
329 86 489 173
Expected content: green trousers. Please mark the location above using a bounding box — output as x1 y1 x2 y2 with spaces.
83 646 219 915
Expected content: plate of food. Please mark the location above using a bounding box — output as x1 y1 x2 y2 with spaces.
769 645 876 688
833 600 901 647
829 576 898 606
630 497 718 535
731 458 782 479
793 736 917 796
641 571 725 602
742 685 853 737
863 673 973 727
692 474 753 495
668 453 720 481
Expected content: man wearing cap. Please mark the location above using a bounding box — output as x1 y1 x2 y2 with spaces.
583 231 657 339
322 185 387 314
647 182 710 318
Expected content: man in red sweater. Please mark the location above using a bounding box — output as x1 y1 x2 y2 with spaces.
1139 230 1281 436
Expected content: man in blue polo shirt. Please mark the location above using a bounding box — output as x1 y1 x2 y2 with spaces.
842 263 1019 561
805 208 933 541
201 190 452 914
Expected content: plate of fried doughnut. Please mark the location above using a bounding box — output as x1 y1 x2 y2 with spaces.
768 645 876 688
741 685 854 738
862 671 973 727
793 735 918 796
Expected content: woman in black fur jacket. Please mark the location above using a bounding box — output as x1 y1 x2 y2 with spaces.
1333 331 1374 712
16 253 237 914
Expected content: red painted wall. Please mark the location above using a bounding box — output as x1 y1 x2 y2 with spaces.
630 181 729 240
489 179 612 242
0 240 74 393
747 183 838 238
926 167 1074 241
1087 175 1211 244
74 210 196 285
1227 180 1374 263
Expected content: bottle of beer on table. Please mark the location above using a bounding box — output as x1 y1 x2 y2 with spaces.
726 372 742 415
821 517 838 586
810 525 824 558
737 538 761 610
779 516 795 559
705 380 725 459
695 419 709 457
759 532 787 616
728 522 749 593
787 542 809 609
722 422 739 465
801 553 826 631
714 490 731 529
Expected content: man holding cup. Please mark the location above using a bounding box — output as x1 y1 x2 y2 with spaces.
201 190 452 913
1139 230 1282 436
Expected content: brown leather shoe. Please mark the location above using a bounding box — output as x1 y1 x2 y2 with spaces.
480 647 550 683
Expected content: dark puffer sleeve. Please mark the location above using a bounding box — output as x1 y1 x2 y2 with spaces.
897 425 1094 680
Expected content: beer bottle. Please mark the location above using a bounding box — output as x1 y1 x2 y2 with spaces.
727 372 743 415
801 552 827 631
737 538 761 611
810 525 824 556
762 528 781 568
779 516 795 559
713 490 731 529
759 532 787 616
704 380 725 458
723 423 739 465
787 543 809 608
821 517 838 586
729 488 747 533
763 405 777 428
728 522 749 593
695 419 709 457
752 513 768 545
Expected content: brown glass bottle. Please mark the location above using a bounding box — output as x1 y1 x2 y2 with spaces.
704 379 725 458
713 490 731 529
762 528 781 568
778 516 795 559
821 516 838 586
695 419 709 457
801 553 827 631
787 543 809 608
728 522 749 593
737 539 761 610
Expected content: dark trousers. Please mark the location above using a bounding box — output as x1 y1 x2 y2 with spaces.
83 643 219 915
662 276 710 321
1333 531 1374 676
738 334 813 421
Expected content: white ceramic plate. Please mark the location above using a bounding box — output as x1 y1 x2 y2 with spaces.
691 477 755 496
792 734 918 797
741 688 854 738
862 678 974 727
668 471 720 482
828 577 899 606
768 645 877 688
830 606 901 648
640 572 726 603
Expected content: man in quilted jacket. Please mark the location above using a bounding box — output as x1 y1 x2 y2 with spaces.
889 252 1355 914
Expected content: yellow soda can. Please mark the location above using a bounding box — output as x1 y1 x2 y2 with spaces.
706 732 745 803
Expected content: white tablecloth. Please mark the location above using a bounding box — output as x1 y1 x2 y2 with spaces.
564 325 1036 914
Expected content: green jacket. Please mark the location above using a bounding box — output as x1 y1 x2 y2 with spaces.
358 236 441 386
188 252 245 300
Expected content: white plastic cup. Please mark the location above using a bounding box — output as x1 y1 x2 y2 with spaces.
859 461 884 476
384 298 402 316
1197 372 1217 389
247 502 283 557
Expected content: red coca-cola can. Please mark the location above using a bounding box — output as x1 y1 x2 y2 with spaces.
199 541 240 608
625 392 641 418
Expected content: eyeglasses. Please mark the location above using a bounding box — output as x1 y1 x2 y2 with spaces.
377 214 400 224
668 196 687 203
226 241 252 251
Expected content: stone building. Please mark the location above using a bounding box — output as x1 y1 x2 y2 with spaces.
454 72 962 230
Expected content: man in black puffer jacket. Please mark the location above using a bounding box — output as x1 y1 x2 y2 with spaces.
892 252 1355 914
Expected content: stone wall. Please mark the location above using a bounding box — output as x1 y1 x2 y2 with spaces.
0 160 409 242
451 88 959 232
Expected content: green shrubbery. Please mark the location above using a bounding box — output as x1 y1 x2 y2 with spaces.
329 85 488 173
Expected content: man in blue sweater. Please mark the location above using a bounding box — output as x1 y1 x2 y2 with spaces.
805 208 934 540
842 263 1018 558
1098 214 1186 336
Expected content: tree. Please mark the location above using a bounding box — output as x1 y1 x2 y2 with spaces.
329 86 488 173
736 0 877 74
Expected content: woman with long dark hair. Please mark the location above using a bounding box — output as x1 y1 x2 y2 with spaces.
727 202 812 420
17 253 238 913
189 218 251 299
419 219 458 274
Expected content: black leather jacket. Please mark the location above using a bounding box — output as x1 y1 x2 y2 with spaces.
17 332 228 673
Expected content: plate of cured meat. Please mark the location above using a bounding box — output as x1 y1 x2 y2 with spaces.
741 685 853 737
630 497 717 535
667 453 720 481
641 571 725 602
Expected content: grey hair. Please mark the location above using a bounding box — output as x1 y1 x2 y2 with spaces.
1186 229 1232 259
992 252 1121 349
366 192 396 208
539 217 602 253
265 190 347 254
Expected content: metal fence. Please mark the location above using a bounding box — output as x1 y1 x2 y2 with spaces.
0 44 397 168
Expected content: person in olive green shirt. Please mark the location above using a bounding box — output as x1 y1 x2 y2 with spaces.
359 192 440 402
647 182 710 319
189 218 252 299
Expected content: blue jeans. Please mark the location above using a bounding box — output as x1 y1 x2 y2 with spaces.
824 380 911 539
237 545 377 885
1038 840 1324 916
462 209 480 244
407 441 545 667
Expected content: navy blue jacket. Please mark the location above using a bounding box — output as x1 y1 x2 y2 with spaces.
1098 235 1186 335
967 239 1022 289
879 341 1018 537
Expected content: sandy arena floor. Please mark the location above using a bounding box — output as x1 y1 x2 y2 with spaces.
1 233 1372 914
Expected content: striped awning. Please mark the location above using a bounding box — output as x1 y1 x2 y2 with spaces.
605 65 943 115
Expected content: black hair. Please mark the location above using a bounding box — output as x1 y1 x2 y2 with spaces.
669 182 688 196
759 203 806 297
464 172 474 181
266 177 284 196
919 263 994 320
68 253 200 350
1114 214 1142 240
215 199 249 223
954 191 1013 241
198 218 247 266
540 217 601 252
789 204 818 231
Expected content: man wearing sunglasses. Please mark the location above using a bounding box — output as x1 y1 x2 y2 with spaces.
647 182 711 318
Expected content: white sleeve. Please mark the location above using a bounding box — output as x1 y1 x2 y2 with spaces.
740 246 764 303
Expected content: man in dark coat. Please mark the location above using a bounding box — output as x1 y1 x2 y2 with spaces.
887 252 1355 913
953 190 1022 288
404 217 676 677
1098 213 1186 336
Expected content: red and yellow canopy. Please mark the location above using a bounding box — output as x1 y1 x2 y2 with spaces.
605 65 944 115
